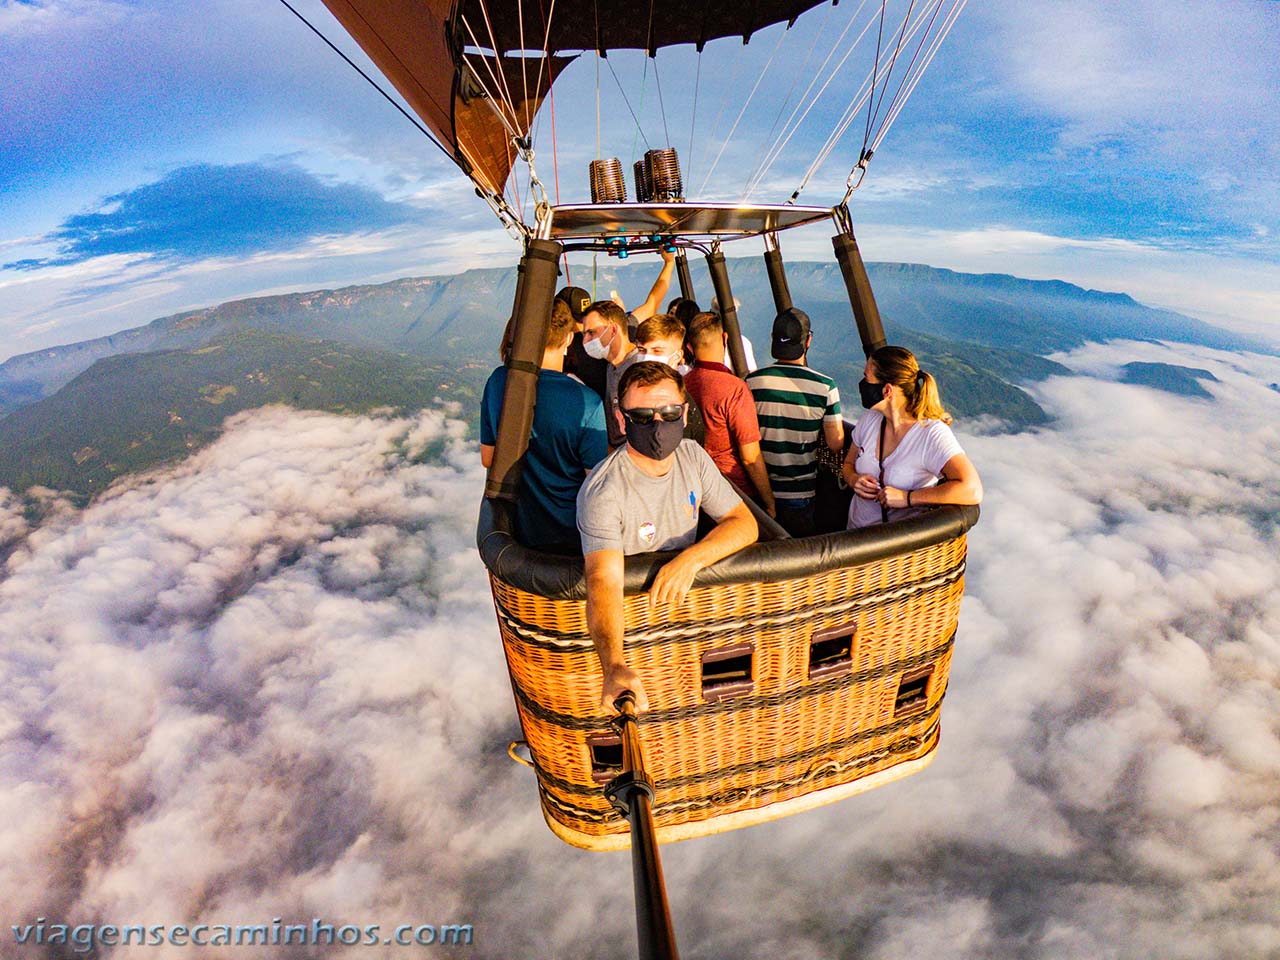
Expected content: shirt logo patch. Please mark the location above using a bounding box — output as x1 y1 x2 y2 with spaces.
639 521 657 545
686 490 698 519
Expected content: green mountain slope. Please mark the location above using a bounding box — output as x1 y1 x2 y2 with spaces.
4 257 1253 501
4 260 1265 417
0 331 488 502
822 329 1067 430
1119 361 1220 398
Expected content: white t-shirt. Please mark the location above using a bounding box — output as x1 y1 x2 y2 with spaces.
847 410 964 529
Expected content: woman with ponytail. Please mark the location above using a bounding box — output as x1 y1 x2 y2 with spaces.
842 345 983 528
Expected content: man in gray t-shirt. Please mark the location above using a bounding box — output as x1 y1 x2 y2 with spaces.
577 362 758 713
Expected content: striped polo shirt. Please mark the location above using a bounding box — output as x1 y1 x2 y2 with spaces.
745 362 842 500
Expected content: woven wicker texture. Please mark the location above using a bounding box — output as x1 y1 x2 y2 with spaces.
490 534 967 849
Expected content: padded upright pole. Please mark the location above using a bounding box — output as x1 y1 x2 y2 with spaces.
762 233 793 314
484 238 563 501
675 248 695 302
832 225 887 357
605 692 680 960
705 247 749 377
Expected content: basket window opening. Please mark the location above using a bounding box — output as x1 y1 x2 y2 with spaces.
587 734 624 783
809 622 857 679
894 666 934 718
701 643 755 702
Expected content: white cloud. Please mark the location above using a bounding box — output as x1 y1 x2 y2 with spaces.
0 0 127 39
0 219 519 363
980 0 1280 152
0 341 1278 956
828 224 1280 339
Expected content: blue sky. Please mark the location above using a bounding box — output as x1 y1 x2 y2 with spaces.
1 0 1277 362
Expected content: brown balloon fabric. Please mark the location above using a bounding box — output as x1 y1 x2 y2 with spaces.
318 0 831 196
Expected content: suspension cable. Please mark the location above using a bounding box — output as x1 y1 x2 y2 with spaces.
743 0 876 197
743 17 827 197
607 56 651 155
743 1 879 198
698 23 789 196
797 0 966 204
275 0 454 165
458 17 523 139
862 0 918 157
797 0 939 194
653 53 672 148
473 1 521 127
687 50 702 184
696 37 748 194
872 0 966 154
745 0 872 191
548 72 562 205
531 0 560 131
518 0 529 124
629 52 650 163
594 0 601 159
277 0 527 230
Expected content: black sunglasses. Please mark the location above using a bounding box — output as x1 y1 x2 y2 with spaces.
621 403 686 425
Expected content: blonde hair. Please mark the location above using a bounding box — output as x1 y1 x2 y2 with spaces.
635 313 686 346
869 345 952 425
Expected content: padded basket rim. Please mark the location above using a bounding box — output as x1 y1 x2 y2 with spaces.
478 497 978 600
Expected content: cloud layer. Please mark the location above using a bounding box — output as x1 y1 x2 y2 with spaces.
0 341 1278 958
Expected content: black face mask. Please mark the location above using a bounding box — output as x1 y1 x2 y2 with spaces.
858 377 885 410
625 417 684 461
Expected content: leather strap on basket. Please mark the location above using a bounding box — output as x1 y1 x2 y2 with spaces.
877 415 889 524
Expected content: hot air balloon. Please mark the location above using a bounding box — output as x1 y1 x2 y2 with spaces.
293 1 977 953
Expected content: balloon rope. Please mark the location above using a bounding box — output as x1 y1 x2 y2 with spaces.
549 81 561 205
743 17 827 198
518 0 529 124
686 51 701 185
274 0 453 165
861 0 889 155
809 2 934 183
630 54 650 164
474 1 521 127
653 54 672 148
458 17 524 140
606 57 651 156
698 39 748 198
698 24 789 197
864 0 918 152
795 0 963 202
872 0 966 152
742 0 874 199
532 0 559 132
594 0 601 160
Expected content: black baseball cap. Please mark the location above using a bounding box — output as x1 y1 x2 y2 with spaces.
771 307 811 361
555 286 592 322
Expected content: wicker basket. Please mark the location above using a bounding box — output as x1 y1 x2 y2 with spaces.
485 516 970 850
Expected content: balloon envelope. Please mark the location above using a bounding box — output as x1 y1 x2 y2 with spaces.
318 0 832 197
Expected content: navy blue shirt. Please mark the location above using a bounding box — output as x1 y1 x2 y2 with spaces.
481 366 609 551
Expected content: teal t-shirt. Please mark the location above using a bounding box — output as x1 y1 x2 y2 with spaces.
481 367 608 551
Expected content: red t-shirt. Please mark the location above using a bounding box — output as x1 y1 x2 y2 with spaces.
683 360 762 496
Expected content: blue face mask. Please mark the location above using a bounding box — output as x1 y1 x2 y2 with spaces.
858 377 885 409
